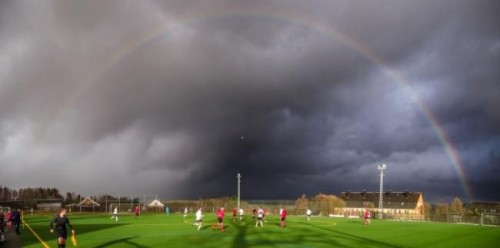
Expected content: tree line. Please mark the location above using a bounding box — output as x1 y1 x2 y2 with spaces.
0 186 478 219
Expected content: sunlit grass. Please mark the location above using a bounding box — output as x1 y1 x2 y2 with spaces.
20 212 500 248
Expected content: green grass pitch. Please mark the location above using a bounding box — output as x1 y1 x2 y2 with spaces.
20 213 500 248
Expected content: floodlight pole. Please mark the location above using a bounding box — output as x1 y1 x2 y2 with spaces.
378 164 387 219
237 173 242 211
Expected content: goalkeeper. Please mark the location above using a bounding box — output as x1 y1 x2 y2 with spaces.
50 208 75 248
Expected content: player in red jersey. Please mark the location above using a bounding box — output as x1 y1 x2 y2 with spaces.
280 208 287 228
364 209 371 225
232 208 237 222
216 207 225 232
134 206 140 219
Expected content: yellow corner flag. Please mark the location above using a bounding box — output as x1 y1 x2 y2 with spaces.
71 232 77 246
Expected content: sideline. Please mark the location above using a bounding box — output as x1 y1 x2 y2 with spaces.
22 221 50 248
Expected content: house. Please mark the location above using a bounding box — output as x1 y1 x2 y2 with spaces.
146 199 165 212
75 196 101 211
339 190 425 220
470 201 500 214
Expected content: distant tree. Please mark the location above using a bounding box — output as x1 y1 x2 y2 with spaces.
449 197 464 214
311 193 345 216
65 192 75 205
0 186 9 200
197 197 207 209
433 203 449 221
295 194 309 213
424 202 432 221
365 202 376 209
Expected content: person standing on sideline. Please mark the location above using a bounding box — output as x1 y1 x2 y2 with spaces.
364 209 371 225
11 209 21 235
110 207 119 222
6 209 12 229
193 207 203 231
280 208 287 228
306 208 312 221
0 209 5 242
255 207 264 227
50 208 75 248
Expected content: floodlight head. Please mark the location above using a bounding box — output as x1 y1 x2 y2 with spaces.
378 164 386 170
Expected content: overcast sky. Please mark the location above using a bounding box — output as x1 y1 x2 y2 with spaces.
1 0 499 203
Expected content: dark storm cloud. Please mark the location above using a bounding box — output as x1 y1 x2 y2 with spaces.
0 0 499 202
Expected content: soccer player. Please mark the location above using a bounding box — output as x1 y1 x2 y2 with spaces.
306 208 312 221
183 206 188 218
110 207 118 222
134 205 140 219
216 207 225 232
193 207 203 231
50 208 75 248
364 209 371 225
255 207 264 227
232 208 237 222
280 208 287 228
239 208 244 221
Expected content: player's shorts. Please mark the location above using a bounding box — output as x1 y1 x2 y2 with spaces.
280 217 286 221
217 217 223 223
196 219 202 223
56 228 68 239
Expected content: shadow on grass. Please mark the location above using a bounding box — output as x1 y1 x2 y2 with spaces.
309 222 402 248
21 222 128 248
93 236 149 248
231 219 249 248
228 217 402 248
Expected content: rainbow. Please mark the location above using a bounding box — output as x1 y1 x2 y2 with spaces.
59 6 472 201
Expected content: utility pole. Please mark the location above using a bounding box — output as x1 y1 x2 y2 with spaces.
237 173 242 211
378 164 387 219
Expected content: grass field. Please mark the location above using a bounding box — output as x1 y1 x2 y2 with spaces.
19 212 500 248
